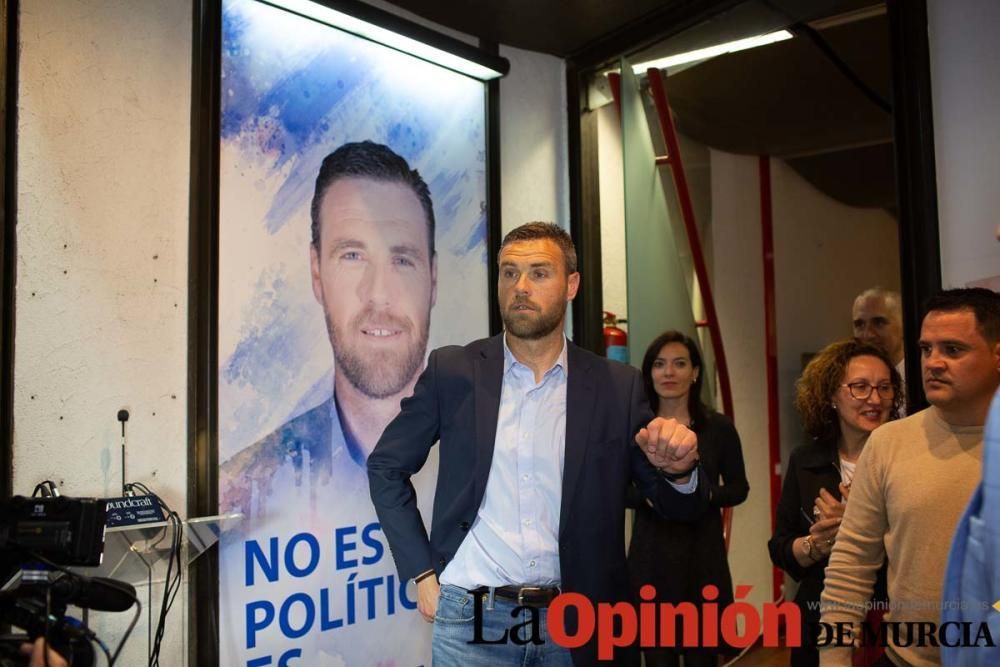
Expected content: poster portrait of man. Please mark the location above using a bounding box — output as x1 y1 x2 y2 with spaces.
214 1 491 664
221 141 439 520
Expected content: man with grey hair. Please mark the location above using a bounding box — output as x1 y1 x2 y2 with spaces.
852 288 905 411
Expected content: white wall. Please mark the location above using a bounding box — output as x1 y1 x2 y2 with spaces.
710 151 900 610
927 0 1000 288
16 0 193 662
709 149 773 612
499 45 569 233
16 0 192 505
597 104 627 320
497 45 570 335
770 159 900 458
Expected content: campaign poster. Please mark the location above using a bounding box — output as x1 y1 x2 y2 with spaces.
215 1 490 664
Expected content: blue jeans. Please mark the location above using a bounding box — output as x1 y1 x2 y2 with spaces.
432 584 575 666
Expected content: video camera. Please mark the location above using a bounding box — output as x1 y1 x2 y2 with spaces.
0 495 137 666
0 495 106 567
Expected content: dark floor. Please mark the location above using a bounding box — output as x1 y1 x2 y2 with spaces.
637 644 791 667
731 644 791 667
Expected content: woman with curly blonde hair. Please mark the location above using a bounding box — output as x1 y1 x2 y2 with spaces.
768 339 901 666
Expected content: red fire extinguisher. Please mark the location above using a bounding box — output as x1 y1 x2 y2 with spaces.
603 311 628 363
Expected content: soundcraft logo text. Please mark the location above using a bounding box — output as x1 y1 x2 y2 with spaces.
106 497 156 510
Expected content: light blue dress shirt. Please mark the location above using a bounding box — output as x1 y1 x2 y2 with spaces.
441 335 569 588
440 335 696 590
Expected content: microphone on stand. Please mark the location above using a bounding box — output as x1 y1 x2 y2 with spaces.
0 572 140 613
51 573 138 613
117 409 129 496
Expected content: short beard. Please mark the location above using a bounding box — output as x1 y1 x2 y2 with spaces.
502 302 566 340
327 307 430 400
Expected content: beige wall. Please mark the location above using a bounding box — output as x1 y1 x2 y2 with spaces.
16 0 194 662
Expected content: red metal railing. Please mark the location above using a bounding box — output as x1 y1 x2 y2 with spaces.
759 155 783 601
645 68 734 421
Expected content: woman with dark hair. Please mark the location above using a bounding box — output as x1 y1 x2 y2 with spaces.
628 330 749 667
769 339 900 667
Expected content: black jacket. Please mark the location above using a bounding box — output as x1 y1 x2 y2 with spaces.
768 438 887 666
628 412 748 656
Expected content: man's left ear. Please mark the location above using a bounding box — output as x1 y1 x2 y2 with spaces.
567 271 581 301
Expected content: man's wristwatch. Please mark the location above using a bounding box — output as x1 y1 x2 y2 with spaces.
659 460 699 482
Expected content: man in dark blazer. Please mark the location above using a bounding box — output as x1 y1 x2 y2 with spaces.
368 222 707 666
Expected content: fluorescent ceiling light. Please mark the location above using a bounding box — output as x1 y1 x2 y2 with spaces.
265 0 506 80
633 30 794 73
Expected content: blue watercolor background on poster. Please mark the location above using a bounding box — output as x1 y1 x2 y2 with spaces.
216 1 489 664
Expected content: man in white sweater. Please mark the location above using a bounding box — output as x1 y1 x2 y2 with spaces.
820 288 1000 666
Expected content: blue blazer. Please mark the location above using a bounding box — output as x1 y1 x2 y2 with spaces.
942 391 1000 666
368 334 707 666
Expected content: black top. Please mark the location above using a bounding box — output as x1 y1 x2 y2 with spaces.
770 438 842 588
627 412 749 608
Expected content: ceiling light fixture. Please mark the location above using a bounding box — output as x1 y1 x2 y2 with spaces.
632 30 794 73
264 0 509 80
